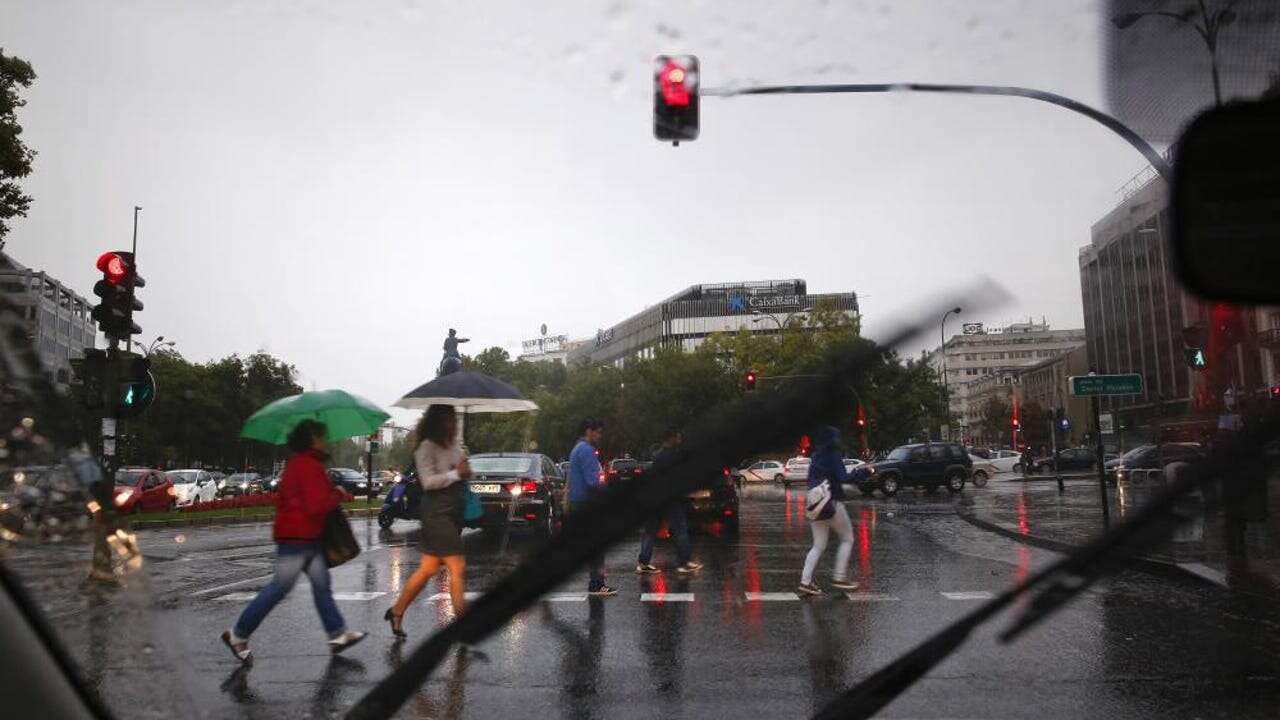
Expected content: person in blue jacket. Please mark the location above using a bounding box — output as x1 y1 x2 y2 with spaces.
798 425 859 596
567 418 617 596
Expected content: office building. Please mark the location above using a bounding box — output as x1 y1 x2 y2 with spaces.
1016 345 1090 447
0 251 97 386
931 320 1086 438
566 279 859 367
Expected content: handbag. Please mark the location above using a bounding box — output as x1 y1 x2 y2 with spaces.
321 507 361 568
805 480 834 521
462 483 483 522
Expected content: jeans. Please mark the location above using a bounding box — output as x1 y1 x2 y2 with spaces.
638 504 691 566
233 542 346 639
801 503 853 585
569 502 606 590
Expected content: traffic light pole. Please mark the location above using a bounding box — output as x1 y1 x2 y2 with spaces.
1091 394 1111 529
1049 415 1063 494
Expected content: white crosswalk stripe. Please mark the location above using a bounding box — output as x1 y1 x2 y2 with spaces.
744 592 800 601
427 591 482 601
941 591 996 600
846 592 898 601
210 589 1000 603
641 592 695 602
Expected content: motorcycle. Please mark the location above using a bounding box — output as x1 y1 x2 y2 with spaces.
377 472 422 529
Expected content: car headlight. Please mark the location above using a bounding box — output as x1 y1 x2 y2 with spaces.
357 481 367 487
114 489 134 505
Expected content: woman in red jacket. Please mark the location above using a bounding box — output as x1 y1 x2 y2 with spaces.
221 420 365 663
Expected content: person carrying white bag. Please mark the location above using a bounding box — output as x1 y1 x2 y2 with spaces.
798 426 859 596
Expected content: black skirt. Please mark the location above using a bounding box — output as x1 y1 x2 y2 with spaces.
418 482 465 557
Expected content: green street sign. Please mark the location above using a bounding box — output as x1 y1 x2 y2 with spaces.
1069 373 1143 397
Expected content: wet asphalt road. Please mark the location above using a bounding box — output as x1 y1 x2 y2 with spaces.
11 479 1280 719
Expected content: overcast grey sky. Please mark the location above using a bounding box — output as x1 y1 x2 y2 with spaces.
2 1 1219 423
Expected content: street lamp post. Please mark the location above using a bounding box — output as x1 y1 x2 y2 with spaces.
1113 0 1237 106
940 307 962 440
750 311 785 332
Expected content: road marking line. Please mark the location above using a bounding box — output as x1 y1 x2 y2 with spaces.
333 591 386 600
215 592 258 601
641 592 694 602
1178 562 1228 587
427 592 482 601
744 592 800 601
191 574 274 596
845 593 898 601
942 591 995 600
542 593 588 602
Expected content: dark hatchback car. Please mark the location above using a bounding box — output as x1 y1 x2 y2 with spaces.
1108 443 1206 485
859 442 972 496
328 467 374 496
1029 447 1098 474
682 466 740 533
465 453 566 538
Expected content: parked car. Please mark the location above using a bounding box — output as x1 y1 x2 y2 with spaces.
165 469 218 506
465 453 566 538
327 468 373 495
842 458 866 475
606 458 640 481
556 461 571 479
1109 443 1205 485
985 449 1023 474
858 443 972 496
781 457 811 486
1028 447 1097 474
221 472 263 496
967 455 997 487
369 470 396 493
683 467 740 533
733 460 785 483
113 468 176 513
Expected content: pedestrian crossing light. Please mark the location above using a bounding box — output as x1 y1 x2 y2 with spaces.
1184 347 1207 370
744 368 757 391
114 354 156 418
653 55 699 144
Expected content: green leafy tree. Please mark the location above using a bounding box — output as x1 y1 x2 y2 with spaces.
0 49 35 246
977 396 1012 447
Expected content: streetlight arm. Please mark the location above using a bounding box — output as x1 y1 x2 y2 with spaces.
706 82 1171 182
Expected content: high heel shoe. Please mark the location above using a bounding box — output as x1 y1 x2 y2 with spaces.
383 609 406 639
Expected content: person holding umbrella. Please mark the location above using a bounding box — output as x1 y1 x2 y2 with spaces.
221 420 367 662
385 404 473 637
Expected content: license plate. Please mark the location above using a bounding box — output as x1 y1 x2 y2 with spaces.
472 483 502 494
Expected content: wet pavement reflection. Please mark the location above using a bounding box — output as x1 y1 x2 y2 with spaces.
6 478 1280 718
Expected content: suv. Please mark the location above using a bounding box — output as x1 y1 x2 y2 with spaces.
859 442 972 496
781 457 810 486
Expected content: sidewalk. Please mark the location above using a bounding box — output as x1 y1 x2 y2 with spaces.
961 475 1280 596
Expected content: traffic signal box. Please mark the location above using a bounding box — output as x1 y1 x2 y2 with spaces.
654 55 699 143
92 251 144 344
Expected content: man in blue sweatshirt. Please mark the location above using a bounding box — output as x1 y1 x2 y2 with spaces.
568 418 616 596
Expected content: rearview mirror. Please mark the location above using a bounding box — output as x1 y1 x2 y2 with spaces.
1172 99 1280 303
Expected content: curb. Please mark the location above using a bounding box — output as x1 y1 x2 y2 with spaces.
128 505 383 531
957 512 1220 587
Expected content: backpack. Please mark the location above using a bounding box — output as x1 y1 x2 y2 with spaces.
805 480 834 521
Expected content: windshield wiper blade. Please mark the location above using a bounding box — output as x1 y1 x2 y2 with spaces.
810 411 1279 720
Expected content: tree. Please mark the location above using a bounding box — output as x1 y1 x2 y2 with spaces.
977 396 1012 447
0 50 35 247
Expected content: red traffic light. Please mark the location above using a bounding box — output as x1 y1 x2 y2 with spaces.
744 369 757 390
659 62 692 107
96 252 129 285
1271 385 1280 399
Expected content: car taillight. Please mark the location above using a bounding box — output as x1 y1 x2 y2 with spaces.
521 480 538 495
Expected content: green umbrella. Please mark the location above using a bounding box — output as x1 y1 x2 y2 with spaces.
240 389 391 445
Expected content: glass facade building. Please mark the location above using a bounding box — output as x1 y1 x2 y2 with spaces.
566 279 859 367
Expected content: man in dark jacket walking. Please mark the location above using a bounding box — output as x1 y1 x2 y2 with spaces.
636 429 702 575
798 426 859 596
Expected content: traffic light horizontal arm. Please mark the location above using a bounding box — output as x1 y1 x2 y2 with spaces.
701 82 1170 183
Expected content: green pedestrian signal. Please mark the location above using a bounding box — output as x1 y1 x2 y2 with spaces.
114 354 156 418
1184 347 1207 370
